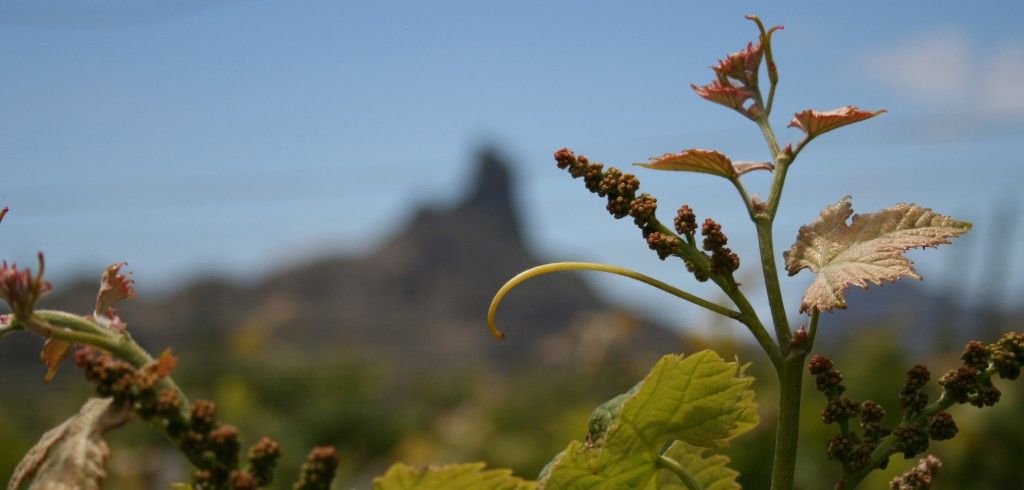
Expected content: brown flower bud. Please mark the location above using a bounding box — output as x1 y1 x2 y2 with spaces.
808 355 834 375
822 397 860 424
700 219 728 251
710 247 740 275
294 446 339 490
926 412 957 440
892 425 929 459
248 437 282 486
606 196 631 219
645 232 681 260
554 148 574 169
583 163 604 193
960 340 989 370
598 168 623 197
210 424 241 468
674 205 697 236
628 194 657 227
229 470 257 490
616 174 640 199
939 367 978 404
191 400 219 432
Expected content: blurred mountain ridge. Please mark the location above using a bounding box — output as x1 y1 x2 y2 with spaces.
3 148 1020 385
819 280 1022 355
1 147 683 383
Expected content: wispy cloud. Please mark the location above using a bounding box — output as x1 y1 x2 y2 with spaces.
982 45 1024 117
861 31 1024 120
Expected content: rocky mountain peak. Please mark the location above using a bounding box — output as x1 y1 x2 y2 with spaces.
456 146 521 241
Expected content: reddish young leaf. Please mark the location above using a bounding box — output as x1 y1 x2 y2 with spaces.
636 149 772 180
714 42 763 87
691 81 754 115
89 263 136 333
41 338 73 383
136 348 179 390
95 263 135 317
733 161 775 176
788 106 886 140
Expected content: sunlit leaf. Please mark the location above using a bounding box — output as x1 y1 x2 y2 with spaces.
784 197 971 313
636 149 772 180
541 351 757 489
373 462 536 490
8 398 121 490
788 106 885 140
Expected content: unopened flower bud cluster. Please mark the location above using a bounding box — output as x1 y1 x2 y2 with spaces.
553 148 740 282
812 331 1024 482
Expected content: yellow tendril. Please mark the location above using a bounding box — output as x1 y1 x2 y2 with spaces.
487 261 741 339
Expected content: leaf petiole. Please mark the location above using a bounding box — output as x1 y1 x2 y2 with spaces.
657 454 703 490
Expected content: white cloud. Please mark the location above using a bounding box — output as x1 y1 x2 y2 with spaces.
863 31 972 102
861 31 1024 119
983 45 1024 116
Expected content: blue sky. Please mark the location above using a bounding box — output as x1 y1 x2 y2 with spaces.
2 1 1022 331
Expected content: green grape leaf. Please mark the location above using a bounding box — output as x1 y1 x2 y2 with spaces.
373 462 537 490
8 398 121 490
784 197 971 313
635 149 772 180
654 442 741 490
586 385 640 442
540 351 758 489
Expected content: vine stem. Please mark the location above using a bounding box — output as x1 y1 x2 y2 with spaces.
751 91 792 346
487 261 742 339
755 219 791 346
750 87 803 490
657 454 703 490
645 217 780 367
732 178 755 219
753 100 792 221
13 310 212 470
28 310 191 411
711 275 782 370
806 310 820 349
771 358 804 490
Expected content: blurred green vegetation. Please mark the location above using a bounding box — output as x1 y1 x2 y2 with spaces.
1 319 1022 488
